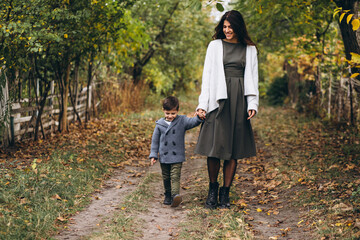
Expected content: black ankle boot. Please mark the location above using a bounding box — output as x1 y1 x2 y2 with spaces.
163 192 172 205
205 182 219 209
218 187 230 209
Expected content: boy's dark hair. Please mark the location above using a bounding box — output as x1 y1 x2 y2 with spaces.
163 96 179 111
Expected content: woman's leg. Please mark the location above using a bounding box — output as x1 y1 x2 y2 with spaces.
219 159 237 208
205 157 220 208
207 157 220 183
223 159 237 187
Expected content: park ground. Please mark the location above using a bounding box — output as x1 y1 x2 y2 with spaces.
0 94 359 240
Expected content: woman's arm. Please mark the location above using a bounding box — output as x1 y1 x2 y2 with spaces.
197 42 214 112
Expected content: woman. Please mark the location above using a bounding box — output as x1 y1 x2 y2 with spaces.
195 10 258 209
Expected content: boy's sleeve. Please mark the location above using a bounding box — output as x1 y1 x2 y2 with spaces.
184 115 203 130
149 125 160 159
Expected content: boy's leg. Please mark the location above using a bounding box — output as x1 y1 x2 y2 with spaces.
170 163 183 195
170 163 183 207
160 163 172 205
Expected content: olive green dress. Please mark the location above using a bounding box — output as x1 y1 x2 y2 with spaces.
195 40 256 160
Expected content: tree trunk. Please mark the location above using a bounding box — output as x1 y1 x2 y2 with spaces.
328 72 332 119
349 77 355 125
34 81 51 141
73 57 80 121
315 62 322 115
59 63 71 132
86 54 94 123
335 0 360 93
69 84 82 125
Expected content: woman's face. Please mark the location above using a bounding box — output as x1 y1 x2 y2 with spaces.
223 20 237 42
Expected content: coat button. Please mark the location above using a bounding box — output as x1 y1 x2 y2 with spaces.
173 129 175 134
164 152 168 155
165 142 168 146
172 141 176 146
172 151 176 155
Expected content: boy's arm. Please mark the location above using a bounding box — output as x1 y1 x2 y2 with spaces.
149 125 160 160
184 115 203 130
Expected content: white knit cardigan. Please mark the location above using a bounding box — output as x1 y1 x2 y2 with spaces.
197 39 259 114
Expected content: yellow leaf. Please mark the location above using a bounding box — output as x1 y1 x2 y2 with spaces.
347 14 354 24
64 34 68 38
335 222 343 227
333 7 342 18
31 162 37 170
298 220 304 225
352 19 360 31
339 12 346 23
351 52 360 63
350 73 359 78
257 208 262 212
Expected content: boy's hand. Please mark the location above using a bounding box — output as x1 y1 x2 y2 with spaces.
150 158 157 166
196 109 206 120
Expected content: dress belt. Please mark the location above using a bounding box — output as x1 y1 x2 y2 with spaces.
224 68 244 77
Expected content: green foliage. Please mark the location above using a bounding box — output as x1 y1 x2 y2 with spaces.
127 0 212 94
266 75 288 106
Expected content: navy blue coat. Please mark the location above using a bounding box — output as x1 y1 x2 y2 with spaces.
149 115 202 164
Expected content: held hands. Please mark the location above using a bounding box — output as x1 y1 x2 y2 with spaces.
247 110 256 120
150 158 157 166
196 109 207 120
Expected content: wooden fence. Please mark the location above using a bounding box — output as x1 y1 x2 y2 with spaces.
1 77 100 147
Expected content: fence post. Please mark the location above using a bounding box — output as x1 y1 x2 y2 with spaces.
0 66 10 147
10 116 14 146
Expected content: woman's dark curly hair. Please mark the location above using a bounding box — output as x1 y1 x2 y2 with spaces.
213 10 256 46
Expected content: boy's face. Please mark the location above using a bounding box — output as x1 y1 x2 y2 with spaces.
163 108 178 122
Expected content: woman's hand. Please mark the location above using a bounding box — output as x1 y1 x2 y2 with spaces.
247 110 256 120
196 109 207 120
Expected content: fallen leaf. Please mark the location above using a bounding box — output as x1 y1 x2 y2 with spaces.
331 203 353 212
57 216 66 222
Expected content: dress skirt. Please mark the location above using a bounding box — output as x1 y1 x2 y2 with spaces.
195 41 256 160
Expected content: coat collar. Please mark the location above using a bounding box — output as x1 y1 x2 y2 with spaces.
156 115 181 131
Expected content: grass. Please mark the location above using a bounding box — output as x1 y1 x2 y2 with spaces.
0 101 157 239
0 152 109 239
252 105 360 239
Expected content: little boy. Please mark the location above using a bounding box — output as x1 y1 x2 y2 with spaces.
149 96 202 207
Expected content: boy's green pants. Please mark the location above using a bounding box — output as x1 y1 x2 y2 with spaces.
160 162 182 195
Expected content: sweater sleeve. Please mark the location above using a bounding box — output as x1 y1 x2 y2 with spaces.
247 46 259 113
149 125 160 159
183 115 203 130
197 42 213 112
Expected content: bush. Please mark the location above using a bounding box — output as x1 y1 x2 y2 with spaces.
266 75 289 106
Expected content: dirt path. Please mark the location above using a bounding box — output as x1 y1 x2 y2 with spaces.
54 167 144 240
235 133 312 240
54 129 312 240
137 133 206 240
54 132 205 240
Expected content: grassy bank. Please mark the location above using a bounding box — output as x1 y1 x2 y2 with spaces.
253 105 360 239
0 113 155 239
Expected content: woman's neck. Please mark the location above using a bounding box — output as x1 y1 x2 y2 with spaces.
222 38 239 43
